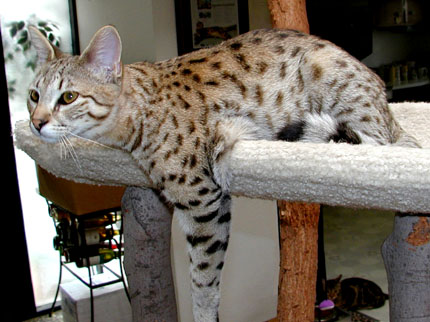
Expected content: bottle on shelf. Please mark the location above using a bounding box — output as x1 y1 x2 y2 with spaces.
80 215 113 229
75 248 116 268
63 245 118 267
79 227 119 246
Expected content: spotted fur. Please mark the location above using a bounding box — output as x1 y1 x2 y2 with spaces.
27 26 419 321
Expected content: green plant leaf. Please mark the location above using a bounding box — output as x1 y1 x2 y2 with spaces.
17 30 28 44
23 43 31 52
39 28 47 37
26 60 36 71
10 25 18 38
17 21 25 30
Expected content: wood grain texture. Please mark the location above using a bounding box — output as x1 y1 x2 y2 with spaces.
276 202 320 321
266 1 318 321
267 0 310 33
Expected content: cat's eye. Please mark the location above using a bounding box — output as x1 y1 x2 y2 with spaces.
29 90 39 103
59 91 79 105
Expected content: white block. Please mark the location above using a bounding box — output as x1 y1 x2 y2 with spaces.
171 197 279 322
60 274 132 322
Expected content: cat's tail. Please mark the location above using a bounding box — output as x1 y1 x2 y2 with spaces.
390 115 421 148
392 127 421 148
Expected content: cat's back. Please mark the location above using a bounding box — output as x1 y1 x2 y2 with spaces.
149 28 376 94
188 28 332 60
156 29 333 72
220 28 330 58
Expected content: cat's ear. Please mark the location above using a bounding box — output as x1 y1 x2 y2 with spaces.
29 26 62 65
80 25 122 80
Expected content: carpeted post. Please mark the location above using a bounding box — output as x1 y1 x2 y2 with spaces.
122 187 178 322
381 214 430 322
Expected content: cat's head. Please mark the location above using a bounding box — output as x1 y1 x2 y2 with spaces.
326 275 342 303
27 25 123 143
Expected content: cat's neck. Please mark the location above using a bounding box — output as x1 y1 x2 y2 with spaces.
94 62 159 149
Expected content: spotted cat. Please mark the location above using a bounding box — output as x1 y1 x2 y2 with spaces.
327 275 389 311
27 25 419 321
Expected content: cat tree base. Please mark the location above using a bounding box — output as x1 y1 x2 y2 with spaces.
14 102 430 321
381 214 430 322
122 187 177 322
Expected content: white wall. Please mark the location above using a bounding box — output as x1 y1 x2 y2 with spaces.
75 0 274 64
75 2 279 321
248 0 271 30
171 197 279 322
152 0 179 61
75 0 177 63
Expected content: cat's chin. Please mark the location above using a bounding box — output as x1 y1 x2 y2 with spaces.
34 132 62 144
30 122 63 144
41 136 62 143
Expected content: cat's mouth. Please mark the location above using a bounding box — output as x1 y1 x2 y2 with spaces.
29 119 67 143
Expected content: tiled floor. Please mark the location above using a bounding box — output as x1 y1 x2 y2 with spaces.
24 310 63 322
322 206 393 322
26 206 393 322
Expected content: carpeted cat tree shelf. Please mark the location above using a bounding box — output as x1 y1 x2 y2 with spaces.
15 102 430 321
15 102 430 210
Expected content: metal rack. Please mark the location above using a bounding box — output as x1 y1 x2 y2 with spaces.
47 202 130 322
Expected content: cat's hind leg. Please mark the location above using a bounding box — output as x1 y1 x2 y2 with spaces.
174 189 232 322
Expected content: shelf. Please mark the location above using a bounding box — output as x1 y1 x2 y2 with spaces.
388 78 430 91
374 24 430 34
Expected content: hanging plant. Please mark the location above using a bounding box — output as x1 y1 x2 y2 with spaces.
4 16 61 97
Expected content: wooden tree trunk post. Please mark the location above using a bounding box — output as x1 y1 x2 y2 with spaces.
267 0 309 33
381 214 430 322
122 187 178 321
266 1 320 321
277 202 320 321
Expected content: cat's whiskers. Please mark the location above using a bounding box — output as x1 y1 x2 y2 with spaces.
59 137 67 160
66 131 116 150
60 134 83 174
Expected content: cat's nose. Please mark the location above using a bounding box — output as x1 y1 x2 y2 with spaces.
31 107 51 132
32 118 48 132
